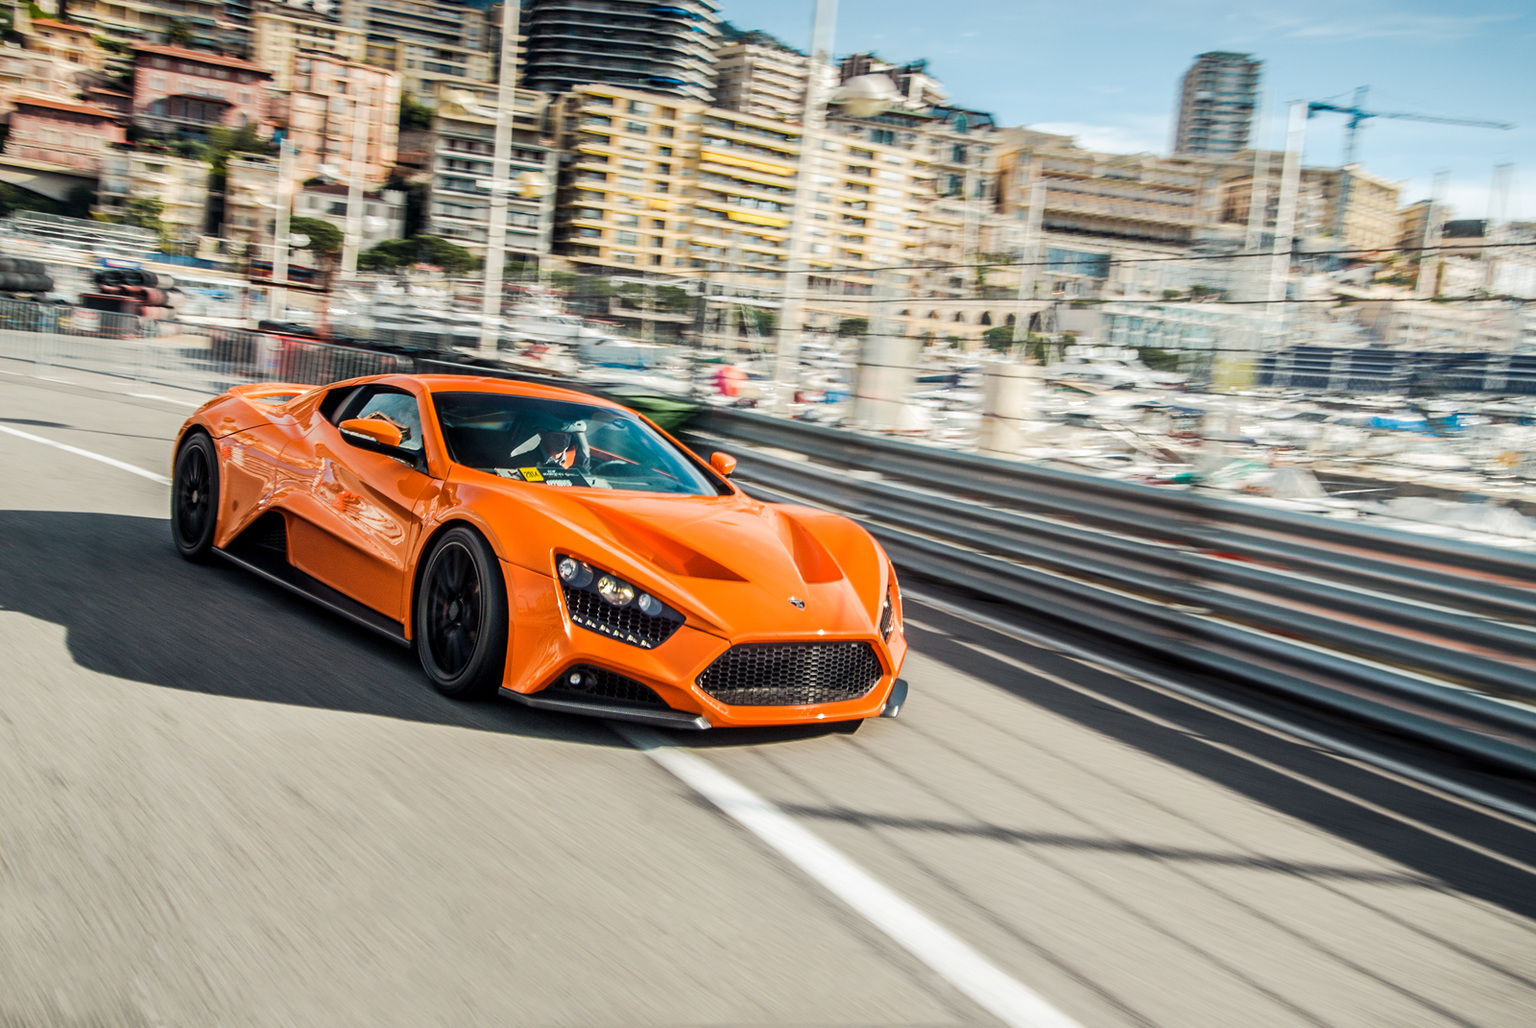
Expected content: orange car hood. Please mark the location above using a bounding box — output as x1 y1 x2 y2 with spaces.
446 473 888 640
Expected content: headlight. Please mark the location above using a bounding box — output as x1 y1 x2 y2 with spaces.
880 580 901 641
558 556 594 588
597 574 635 607
554 553 684 649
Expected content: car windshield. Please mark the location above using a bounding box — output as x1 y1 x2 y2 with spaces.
432 390 722 495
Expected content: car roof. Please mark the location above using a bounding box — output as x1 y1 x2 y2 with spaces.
379 374 631 412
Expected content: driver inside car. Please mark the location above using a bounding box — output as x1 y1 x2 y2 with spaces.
507 418 581 469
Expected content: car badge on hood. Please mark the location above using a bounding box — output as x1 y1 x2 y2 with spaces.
788 597 806 609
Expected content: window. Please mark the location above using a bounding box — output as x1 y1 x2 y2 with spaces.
615 214 639 226
335 387 424 457
616 231 638 245
625 121 647 135
652 219 665 229
659 126 673 138
628 100 651 114
614 252 636 263
658 146 672 156
871 129 896 146
577 227 602 237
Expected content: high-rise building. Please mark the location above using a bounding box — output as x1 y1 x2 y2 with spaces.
713 30 808 120
425 86 557 262
1172 51 1260 155
522 0 721 104
341 0 497 103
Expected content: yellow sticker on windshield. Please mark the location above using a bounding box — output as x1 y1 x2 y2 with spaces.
519 467 544 482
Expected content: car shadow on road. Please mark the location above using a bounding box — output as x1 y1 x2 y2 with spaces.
0 510 853 751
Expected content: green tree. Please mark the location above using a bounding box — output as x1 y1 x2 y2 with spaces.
165 18 193 46
837 316 869 337
289 216 344 287
124 196 165 232
204 122 268 173
982 325 1014 351
358 234 481 276
398 94 434 132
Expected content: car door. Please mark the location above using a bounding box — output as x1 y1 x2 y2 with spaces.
284 383 439 623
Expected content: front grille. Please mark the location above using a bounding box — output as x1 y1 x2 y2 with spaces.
696 642 884 707
562 583 683 649
542 665 668 708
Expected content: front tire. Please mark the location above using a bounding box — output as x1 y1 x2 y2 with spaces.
171 431 219 562
415 526 508 699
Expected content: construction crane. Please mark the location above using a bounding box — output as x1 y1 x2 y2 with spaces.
1306 86 1514 245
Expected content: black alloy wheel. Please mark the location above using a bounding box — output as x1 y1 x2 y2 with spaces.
171 432 220 561
416 526 508 698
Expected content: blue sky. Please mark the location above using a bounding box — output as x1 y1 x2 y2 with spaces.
720 0 1536 221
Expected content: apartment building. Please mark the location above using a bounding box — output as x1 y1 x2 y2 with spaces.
130 44 272 137
66 0 237 56
96 150 210 250
1218 161 1401 252
252 2 366 88
339 0 495 102
274 53 401 188
0 43 91 112
552 83 935 338
713 32 808 120
3 95 125 171
1397 199 1441 253
425 86 556 260
23 18 107 72
1172 51 1260 156
523 0 721 104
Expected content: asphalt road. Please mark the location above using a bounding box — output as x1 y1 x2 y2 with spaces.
3 359 1536 1027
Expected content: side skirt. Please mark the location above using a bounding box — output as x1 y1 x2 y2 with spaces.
499 687 713 730
215 543 410 649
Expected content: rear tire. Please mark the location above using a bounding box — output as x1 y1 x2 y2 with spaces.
415 526 508 699
171 432 219 562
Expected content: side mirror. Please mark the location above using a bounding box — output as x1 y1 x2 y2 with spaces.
339 417 404 450
710 451 737 477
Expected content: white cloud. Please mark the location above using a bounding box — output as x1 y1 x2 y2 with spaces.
1028 117 1170 155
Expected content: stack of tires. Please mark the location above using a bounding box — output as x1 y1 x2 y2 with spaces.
87 267 177 321
0 257 54 297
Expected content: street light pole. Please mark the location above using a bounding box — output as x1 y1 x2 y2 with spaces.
339 89 371 282
478 0 521 354
268 136 296 321
772 0 838 410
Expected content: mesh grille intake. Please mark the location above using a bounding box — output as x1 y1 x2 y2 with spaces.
562 584 682 649
696 642 884 707
542 665 668 708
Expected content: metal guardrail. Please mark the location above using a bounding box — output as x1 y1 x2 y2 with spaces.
3 291 1532 775
688 408 1536 777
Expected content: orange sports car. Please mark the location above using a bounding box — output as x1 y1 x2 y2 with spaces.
170 374 907 729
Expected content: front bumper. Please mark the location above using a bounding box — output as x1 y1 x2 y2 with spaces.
499 562 907 728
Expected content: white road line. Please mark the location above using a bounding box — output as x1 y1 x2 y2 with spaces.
0 424 170 485
617 724 1084 1028
128 392 202 407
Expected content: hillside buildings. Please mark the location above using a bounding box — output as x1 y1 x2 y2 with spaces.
1173 52 1260 156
